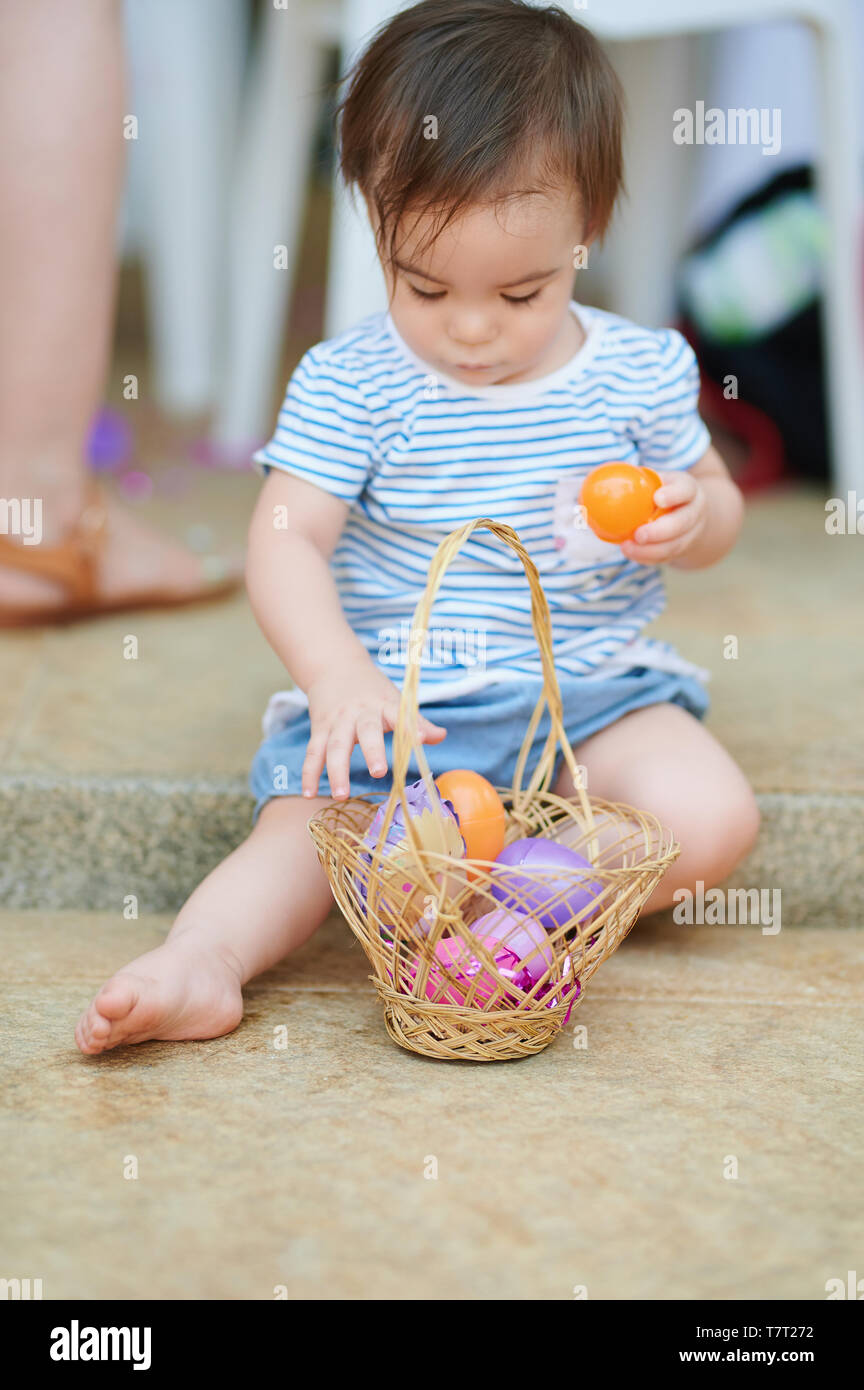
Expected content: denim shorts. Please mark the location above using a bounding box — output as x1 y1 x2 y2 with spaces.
248 666 709 821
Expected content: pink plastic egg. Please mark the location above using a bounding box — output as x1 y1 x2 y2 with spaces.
470 908 555 984
417 934 522 1007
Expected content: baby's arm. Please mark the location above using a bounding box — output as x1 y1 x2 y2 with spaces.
619 445 743 570
246 469 445 800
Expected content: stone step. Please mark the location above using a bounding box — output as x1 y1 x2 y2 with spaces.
1 770 859 924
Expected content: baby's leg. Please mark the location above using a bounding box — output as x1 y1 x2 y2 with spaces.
555 703 760 915
75 797 334 1054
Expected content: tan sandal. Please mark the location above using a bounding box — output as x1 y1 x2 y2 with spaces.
0 479 241 628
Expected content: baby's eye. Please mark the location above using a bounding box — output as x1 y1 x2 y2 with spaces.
408 283 445 302
502 288 542 306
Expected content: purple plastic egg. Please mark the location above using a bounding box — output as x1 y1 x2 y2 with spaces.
490 837 602 931
355 778 464 917
87 408 133 473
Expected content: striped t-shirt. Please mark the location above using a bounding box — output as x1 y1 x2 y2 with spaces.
254 301 711 720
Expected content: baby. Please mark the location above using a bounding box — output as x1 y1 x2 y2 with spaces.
76 0 759 1054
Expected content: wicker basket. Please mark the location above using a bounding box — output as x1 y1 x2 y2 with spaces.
309 520 678 1061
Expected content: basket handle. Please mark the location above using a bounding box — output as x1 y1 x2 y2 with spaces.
376 520 596 872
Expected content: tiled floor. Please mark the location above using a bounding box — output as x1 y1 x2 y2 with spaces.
3 909 861 1300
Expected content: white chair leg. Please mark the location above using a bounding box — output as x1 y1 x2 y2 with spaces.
811 2 864 495
325 178 387 339
124 0 245 416
213 0 326 454
593 35 699 328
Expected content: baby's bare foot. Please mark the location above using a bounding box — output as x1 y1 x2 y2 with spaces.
75 937 244 1054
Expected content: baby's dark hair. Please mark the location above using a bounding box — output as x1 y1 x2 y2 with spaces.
336 0 624 270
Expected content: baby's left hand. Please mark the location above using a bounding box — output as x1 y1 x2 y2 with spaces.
619 470 707 565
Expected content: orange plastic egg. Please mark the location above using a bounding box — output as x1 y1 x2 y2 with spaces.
580 462 666 543
435 769 507 865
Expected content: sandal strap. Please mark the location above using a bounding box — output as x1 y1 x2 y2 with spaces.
0 479 107 605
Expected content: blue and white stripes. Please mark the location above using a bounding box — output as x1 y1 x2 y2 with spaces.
254 302 711 696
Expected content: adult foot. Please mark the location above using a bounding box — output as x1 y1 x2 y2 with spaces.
75 937 244 1054
0 488 242 619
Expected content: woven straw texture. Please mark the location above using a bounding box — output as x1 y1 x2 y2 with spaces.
309 520 678 1062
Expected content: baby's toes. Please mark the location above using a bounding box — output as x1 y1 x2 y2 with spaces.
94 975 140 1023
75 1007 107 1055
74 977 141 1055
87 1008 113 1042
91 985 145 1050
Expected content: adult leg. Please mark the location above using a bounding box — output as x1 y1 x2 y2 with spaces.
0 0 238 613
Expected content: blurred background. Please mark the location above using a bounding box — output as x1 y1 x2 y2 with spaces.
3 0 863 855
4 0 863 859
105 0 864 498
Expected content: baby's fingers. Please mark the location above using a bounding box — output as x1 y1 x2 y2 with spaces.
325 718 358 801
381 698 446 746
356 715 388 780
633 500 699 546
621 534 689 565
653 471 697 508
301 726 329 798
418 714 447 744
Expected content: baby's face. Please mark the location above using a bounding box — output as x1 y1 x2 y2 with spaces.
378 189 589 387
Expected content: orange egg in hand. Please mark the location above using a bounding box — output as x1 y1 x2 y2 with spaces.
435 769 507 865
580 462 666 543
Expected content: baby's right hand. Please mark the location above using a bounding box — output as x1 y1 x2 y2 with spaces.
303 659 446 801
